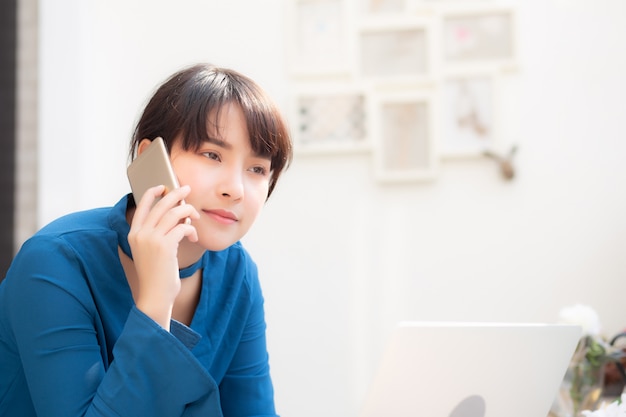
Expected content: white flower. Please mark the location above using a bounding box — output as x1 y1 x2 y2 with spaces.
559 304 602 336
581 394 626 416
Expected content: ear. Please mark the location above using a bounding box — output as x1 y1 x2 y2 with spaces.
136 138 153 156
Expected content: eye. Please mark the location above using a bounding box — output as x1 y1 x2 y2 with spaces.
201 151 221 162
249 165 269 176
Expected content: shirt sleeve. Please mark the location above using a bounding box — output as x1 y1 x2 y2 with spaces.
8 236 223 417
218 259 279 417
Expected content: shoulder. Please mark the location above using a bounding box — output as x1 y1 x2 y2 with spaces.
22 194 132 253
36 206 112 237
13 207 113 263
2 203 124 306
32 194 130 240
9 203 121 280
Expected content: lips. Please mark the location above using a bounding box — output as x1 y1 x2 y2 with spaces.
204 209 238 225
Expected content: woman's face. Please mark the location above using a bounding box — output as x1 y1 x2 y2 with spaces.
169 103 271 252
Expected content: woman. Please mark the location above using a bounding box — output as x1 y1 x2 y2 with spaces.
0 63 292 417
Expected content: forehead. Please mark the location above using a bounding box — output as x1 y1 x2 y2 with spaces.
203 103 251 144
205 103 245 131
200 103 269 155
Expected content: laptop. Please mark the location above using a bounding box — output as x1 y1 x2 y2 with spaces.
359 321 582 417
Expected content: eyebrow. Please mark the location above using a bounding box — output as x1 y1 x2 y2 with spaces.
204 135 271 160
205 135 232 150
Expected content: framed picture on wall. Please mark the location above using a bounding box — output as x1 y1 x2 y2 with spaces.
371 90 438 182
292 84 370 154
441 7 516 69
440 71 498 157
287 0 354 76
359 0 407 15
358 20 433 82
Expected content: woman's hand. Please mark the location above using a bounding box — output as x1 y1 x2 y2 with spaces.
127 185 200 330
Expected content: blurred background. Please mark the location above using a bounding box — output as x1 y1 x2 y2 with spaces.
3 0 626 416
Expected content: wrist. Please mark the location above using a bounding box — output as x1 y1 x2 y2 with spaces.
135 298 173 331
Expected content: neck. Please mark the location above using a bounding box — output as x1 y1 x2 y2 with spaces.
177 238 206 269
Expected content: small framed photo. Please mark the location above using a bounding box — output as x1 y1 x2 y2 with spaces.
440 71 498 157
371 90 438 182
359 0 408 15
291 84 370 154
410 0 495 5
441 7 516 68
358 20 434 82
286 0 354 76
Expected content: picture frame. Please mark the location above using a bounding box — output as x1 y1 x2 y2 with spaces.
358 0 408 16
358 19 435 83
286 0 354 77
409 0 495 6
439 70 499 158
371 89 438 182
291 83 371 155
440 6 517 71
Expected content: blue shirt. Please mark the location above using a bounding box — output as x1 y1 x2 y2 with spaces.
0 195 278 417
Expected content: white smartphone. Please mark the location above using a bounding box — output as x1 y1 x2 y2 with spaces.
127 137 180 204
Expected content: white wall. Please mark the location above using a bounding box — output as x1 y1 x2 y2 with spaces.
38 1 626 416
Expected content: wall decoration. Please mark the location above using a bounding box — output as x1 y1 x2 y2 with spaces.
372 91 438 182
288 0 352 76
441 73 496 156
442 8 515 67
483 144 518 180
292 85 369 154
284 1 519 182
359 23 430 80
359 0 407 15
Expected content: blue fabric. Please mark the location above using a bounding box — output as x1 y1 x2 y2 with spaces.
0 195 278 417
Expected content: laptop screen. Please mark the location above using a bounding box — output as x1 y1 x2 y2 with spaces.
359 322 581 417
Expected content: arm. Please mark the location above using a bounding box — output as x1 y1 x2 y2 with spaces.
8 237 221 417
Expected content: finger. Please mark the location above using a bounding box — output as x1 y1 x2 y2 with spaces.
151 185 191 213
152 202 199 234
158 185 191 206
142 185 192 228
168 222 199 244
132 185 166 229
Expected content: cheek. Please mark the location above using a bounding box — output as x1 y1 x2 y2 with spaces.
243 183 269 213
247 179 270 202
175 164 205 188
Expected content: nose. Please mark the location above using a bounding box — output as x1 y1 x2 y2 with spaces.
217 168 244 201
